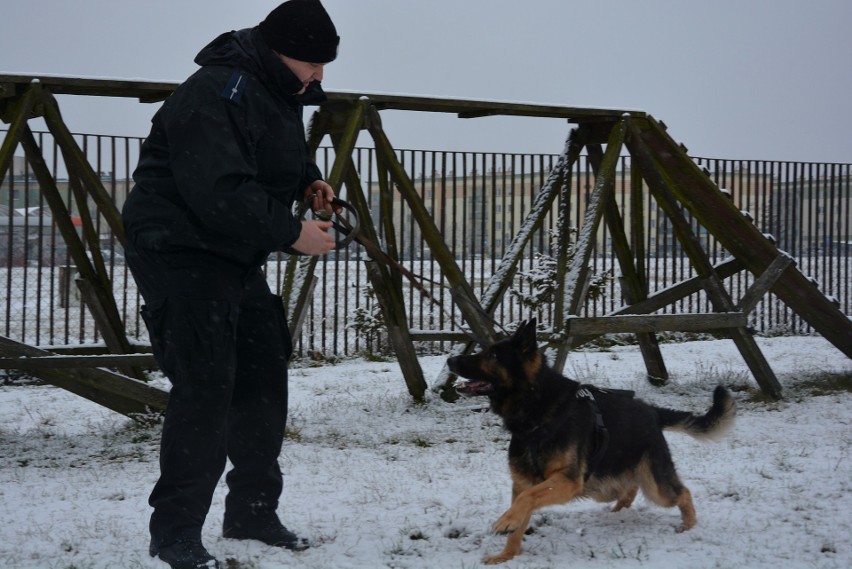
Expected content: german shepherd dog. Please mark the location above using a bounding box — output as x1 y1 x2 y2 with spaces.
447 319 735 564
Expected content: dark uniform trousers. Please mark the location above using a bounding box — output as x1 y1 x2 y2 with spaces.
125 239 292 546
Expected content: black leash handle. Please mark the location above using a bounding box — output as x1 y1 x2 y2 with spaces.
291 196 360 254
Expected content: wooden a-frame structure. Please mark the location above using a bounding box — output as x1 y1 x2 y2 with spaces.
297 97 852 402
1 74 851 416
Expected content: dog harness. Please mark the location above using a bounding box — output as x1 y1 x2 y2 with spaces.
577 385 635 481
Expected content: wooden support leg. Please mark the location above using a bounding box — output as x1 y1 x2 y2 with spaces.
554 120 627 370
281 100 364 343
340 150 428 401
286 270 317 341
367 106 498 345
20 126 144 380
0 82 39 186
363 260 428 401
585 137 668 385
626 121 783 400
40 91 124 244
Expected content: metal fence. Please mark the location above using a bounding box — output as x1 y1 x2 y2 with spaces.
1 129 850 356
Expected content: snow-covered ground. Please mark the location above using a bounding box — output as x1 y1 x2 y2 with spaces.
1 335 850 569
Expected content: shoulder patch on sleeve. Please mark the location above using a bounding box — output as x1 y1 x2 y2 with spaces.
221 71 248 104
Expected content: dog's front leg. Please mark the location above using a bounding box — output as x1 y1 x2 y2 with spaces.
485 473 582 564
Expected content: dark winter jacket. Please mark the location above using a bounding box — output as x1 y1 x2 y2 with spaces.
122 27 325 269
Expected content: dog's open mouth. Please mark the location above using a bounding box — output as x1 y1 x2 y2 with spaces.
454 379 494 396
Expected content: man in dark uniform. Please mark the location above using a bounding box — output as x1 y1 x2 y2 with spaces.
121 2 340 567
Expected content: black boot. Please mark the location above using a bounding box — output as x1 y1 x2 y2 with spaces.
149 537 220 569
223 514 309 551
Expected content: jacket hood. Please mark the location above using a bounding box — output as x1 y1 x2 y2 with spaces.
194 27 327 104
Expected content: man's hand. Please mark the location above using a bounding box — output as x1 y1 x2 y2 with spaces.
291 220 334 256
305 180 339 217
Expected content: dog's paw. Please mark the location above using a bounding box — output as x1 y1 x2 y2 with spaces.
483 550 516 565
491 511 522 535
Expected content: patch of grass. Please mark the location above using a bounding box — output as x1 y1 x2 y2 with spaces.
361 351 394 362
411 436 433 448
798 370 852 396
745 388 784 404
608 538 650 562
283 425 302 442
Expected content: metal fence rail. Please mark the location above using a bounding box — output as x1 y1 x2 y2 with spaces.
1 129 850 356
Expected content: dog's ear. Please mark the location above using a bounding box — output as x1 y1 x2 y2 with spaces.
516 318 538 355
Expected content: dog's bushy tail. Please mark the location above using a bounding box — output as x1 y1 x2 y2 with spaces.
656 386 735 440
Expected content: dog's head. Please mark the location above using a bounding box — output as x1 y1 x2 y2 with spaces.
446 318 542 404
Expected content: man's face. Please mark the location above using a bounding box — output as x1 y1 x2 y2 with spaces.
276 53 325 95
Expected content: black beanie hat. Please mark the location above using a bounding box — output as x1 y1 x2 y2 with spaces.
259 0 339 63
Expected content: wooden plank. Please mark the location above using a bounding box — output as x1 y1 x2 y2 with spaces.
566 313 746 336
0 335 168 418
737 253 795 314
612 256 745 316
283 102 364 338
286 273 316 341
408 331 471 342
19 126 143 379
563 257 746 351
0 353 157 369
329 113 428 401
0 73 647 120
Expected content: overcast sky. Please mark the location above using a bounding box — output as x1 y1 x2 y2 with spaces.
2 0 851 163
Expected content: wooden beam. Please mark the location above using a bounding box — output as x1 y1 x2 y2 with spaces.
564 256 746 351
364 261 428 401
0 353 158 369
0 335 167 419
551 128 585 337
737 253 795 314
565 313 747 336
633 116 852 361
281 101 364 332
0 73 647 121
612 256 745 316
0 81 39 187
627 121 783 400
554 119 626 370
368 104 499 347
40 91 125 244
585 135 668 384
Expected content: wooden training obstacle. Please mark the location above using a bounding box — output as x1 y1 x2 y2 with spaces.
1 74 851 416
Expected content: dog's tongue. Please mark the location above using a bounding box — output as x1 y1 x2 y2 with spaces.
455 379 490 395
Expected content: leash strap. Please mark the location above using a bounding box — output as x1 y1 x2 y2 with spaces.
289 195 491 342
